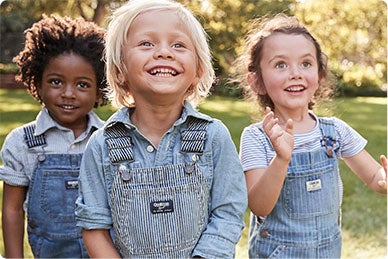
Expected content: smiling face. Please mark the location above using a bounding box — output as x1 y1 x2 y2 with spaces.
120 9 200 106
38 52 98 133
258 32 320 113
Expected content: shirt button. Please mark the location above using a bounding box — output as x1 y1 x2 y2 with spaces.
146 145 154 153
71 144 76 149
260 230 270 238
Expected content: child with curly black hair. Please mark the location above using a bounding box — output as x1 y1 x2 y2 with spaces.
0 14 109 258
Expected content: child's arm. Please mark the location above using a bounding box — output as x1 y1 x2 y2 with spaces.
246 108 294 216
343 151 387 194
2 183 28 258
82 229 121 258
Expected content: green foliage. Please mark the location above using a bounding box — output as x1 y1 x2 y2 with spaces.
1 0 386 95
294 0 387 92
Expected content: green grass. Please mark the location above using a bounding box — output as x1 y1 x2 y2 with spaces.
0 89 386 258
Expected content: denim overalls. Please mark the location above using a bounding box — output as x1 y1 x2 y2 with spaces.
249 118 342 258
24 123 88 258
105 117 210 258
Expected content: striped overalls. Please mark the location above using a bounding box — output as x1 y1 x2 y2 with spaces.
249 118 342 258
105 117 210 258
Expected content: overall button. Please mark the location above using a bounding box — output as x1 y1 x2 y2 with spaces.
37 154 46 162
146 145 154 153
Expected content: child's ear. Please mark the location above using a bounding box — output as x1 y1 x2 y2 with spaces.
247 72 266 95
117 72 125 84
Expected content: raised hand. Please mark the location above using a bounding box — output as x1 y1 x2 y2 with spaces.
262 107 294 162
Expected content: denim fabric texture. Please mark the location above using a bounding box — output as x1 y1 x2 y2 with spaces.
248 118 343 258
75 102 247 258
27 153 88 258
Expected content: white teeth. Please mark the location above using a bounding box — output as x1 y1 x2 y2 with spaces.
286 86 305 92
62 105 76 110
149 68 177 76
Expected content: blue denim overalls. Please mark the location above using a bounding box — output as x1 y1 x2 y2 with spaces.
24 123 89 258
105 117 210 258
249 118 342 258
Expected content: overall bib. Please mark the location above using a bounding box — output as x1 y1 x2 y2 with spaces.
249 118 342 258
105 117 210 258
24 124 88 258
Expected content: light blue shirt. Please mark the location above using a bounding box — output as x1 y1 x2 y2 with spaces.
75 102 247 258
0 108 104 209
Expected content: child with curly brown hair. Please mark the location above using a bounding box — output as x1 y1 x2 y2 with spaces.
0 14 109 258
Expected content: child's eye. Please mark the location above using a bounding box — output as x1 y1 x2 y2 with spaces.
172 42 184 48
140 41 153 47
49 79 63 86
77 82 90 89
275 62 287 69
301 61 312 68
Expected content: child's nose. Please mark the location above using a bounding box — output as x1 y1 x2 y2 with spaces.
289 65 302 79
62 85 76 98
154 44 174 60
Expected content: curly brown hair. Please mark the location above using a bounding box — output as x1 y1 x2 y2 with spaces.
233 14 335 112
13 14 109 107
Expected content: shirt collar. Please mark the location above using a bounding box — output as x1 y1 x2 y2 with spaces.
34 107 104 135
104 101 212 130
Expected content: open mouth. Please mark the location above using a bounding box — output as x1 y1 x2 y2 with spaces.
285 85 305 92
149 67 178 77
59 104 77 110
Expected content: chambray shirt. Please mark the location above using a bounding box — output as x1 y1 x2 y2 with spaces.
75 102 247 258
0 107 104 210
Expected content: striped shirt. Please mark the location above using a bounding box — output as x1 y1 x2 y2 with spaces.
240 112 367 172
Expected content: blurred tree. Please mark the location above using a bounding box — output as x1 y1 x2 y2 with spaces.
1 0 386 95
0 0 123 62
293 0 387 93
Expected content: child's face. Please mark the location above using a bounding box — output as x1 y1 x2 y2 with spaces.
121 9 200 105
259 33 320 112
38 53 98 131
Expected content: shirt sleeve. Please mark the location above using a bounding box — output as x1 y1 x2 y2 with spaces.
192 120 247 258
333 117 367 158
75 130 113 229
239 123 274 171
0 127 30 186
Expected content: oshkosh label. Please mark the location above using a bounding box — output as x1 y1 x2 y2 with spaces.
150 200 174 214
306 179 322 192
65 180 78 189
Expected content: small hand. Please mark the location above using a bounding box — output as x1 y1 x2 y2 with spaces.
262 107 294 161
377 155 387 190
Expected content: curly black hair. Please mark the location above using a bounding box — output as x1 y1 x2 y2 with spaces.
13 14 109 107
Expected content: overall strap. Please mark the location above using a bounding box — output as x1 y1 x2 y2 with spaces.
319 117 337 157
180 117 209 154
23 123 46 148
105 122 134 164
105 117 209 164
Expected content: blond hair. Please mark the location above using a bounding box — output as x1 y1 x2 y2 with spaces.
105 0 214 108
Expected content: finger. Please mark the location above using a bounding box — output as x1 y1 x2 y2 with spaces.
377 180 387 191
285 118 294 135
380 155 387 173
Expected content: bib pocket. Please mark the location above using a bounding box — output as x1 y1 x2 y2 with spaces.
282 164 337 219
110 162 209 256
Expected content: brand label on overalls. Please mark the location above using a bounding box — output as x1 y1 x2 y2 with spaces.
306 179 321 192
65 180 79 189
150 200 174 214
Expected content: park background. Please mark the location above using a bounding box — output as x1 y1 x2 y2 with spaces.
0 0 387 258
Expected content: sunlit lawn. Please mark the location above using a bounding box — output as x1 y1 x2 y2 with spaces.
0 89 386 258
